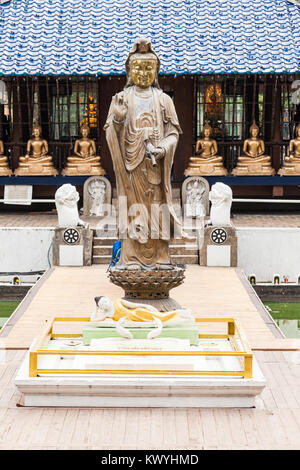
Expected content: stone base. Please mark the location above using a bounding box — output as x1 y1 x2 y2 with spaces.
108 266 185 307
14 164 58 176
15 353 266 408
278 164 300 176
0 166 12 176
185 165 228 176
232 164 275 176
83 325 199 346
62 164 106 176
200 225 237 267
52 226 93 266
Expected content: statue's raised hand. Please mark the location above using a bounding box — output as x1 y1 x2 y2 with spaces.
113 93 127 122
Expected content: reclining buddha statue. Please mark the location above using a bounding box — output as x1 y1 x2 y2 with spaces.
278 123 300 176
62 124 105 176
14 124 57 176
232 121 275 176
185 121 227 176
0 140 12 176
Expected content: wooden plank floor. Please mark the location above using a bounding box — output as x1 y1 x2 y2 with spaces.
0 266 300 449
1 265 299 350
0 349 299 449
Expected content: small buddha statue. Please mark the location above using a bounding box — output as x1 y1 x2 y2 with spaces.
232 121 275 176
14 125 57 176
185 122 228 176
278 124 300 176
0 140 12 176
62 124 105 176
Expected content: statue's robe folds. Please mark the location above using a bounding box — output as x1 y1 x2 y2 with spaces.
105 86 183 268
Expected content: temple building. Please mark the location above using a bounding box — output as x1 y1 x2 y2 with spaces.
0 0 300 200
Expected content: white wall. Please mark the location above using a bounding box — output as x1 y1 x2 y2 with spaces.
0 226 300 284
0 228 54 283
237 227 300 283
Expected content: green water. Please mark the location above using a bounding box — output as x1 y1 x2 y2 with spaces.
0 301 20 329
264 302 300 338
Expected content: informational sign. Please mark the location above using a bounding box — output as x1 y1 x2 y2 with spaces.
4 185 33 205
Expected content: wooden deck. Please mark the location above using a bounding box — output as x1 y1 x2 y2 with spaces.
0 349 299 449
1 265 299 350
0 265 300 449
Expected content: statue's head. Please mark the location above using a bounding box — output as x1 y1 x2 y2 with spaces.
125 37 160 89
296 123 300 138
209 182 232 205
55 183 79 206
88 179 106 198
80 124 90 138
32 124 42 138
203 121 212 138
95 296 114 312
250 120 259 138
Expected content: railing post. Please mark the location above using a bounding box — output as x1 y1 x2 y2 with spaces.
227 321 235 336
244 354 253 379
29 352 37 377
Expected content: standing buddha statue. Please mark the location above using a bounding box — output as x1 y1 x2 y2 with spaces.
14 124 57 176
232 121 275 176
0 140 12 176
185 122 227 176
62 124 105 176
105 37 191 271
278 123 300 176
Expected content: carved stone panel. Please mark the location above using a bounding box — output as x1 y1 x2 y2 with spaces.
182 176 210 218
83 176 112 218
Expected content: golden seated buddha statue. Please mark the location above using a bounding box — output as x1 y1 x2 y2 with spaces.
14 125 57 176
62 124 105 176
278 124 300 176
0 140 12 176
185 122 227 176
232 121 275 176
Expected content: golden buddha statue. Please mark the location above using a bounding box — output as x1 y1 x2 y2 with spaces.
185 122 228 176
62 124 105 176
232 121 275 176
0 140 12 176
14 125 57 176
278 123 300 176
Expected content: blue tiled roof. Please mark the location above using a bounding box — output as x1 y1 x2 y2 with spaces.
0 0 299 76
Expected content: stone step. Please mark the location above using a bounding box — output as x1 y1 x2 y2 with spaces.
93 237 198 247
170 255 199 264
92 254 199 265
169 246 198 255
93 246 114 256
93 237 117 246
93 230 118 238
92 255 111 264
93 246 197 257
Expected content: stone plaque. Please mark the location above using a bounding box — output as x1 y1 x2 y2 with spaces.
83 176 112 217
52 226 93 266
182 177 209 218
4 185 33 205
200 226 237 267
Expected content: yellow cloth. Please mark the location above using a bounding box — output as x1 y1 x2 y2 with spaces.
113 299 179 323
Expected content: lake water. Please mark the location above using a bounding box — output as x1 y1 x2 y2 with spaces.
264 302 300 338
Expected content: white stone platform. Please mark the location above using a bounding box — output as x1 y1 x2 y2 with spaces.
15 337 266 408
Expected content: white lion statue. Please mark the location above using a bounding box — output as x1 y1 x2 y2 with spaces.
55 184 85 227
209 182 232 226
